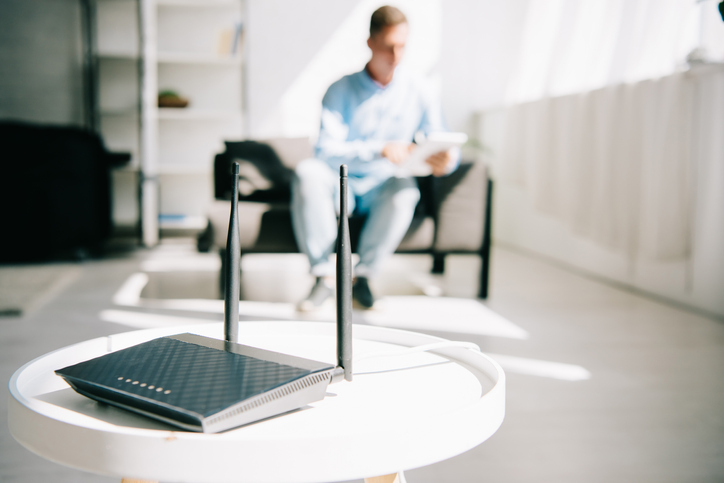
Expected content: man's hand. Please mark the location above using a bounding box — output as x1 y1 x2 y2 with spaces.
382 142 414 164
425 150 453 177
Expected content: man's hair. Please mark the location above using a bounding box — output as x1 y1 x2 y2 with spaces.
369 6 407 37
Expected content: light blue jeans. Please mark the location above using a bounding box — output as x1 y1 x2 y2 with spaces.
291 158 420 278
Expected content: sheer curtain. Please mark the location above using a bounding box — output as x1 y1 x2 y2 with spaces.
496 0 722 261
504 0 710 104
500 74 695 260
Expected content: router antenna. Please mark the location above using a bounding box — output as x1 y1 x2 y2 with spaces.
224 162 240 344
56 159 341 433
336 165 353 381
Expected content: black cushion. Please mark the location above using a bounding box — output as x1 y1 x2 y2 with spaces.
214 141 294 202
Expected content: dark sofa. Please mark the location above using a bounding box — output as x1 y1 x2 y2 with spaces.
0 121 129 262
203 138 492 298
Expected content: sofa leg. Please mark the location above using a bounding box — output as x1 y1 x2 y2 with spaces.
479 253 490 299
478 178 493 299
431 253 445 274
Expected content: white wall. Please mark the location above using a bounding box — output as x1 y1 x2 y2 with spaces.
0 0 84 126
439 0 530 133
246 0 443 139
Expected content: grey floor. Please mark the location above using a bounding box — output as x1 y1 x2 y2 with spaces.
2 239 723 483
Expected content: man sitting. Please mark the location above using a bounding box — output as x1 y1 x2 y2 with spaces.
291 5 458 311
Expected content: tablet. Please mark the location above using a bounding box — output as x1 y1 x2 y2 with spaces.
398 132 468 176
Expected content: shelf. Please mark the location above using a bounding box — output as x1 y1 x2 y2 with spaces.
101 108 138 117
98 52 138 61
116 166 210 175
158 166 212 175
157 52 241 65
94 0 243 243
158 214 208 230
115 165 141 174
157 0 238 7
157 108 241 120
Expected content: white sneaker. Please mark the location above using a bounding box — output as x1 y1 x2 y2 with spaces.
296 277 334 312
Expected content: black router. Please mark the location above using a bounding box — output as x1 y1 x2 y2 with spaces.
56 163 353 433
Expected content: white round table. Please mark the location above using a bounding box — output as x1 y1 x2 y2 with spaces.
8 322 505 483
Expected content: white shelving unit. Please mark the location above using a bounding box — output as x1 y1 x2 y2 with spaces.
94 0 245 245
94 0 142 237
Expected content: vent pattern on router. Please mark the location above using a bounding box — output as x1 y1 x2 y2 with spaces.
207 371 332 427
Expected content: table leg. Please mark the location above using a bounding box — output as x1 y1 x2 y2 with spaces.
365 473 403 483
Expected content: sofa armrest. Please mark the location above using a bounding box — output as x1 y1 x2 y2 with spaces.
105 151 132 168
433 160 489 253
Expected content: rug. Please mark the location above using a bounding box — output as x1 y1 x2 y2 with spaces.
110 272 529 339
0 265 80 317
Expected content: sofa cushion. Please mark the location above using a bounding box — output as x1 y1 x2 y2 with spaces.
263 137 314 169
215 141 295 202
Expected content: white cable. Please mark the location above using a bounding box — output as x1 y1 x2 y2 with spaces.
355 341 481 362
